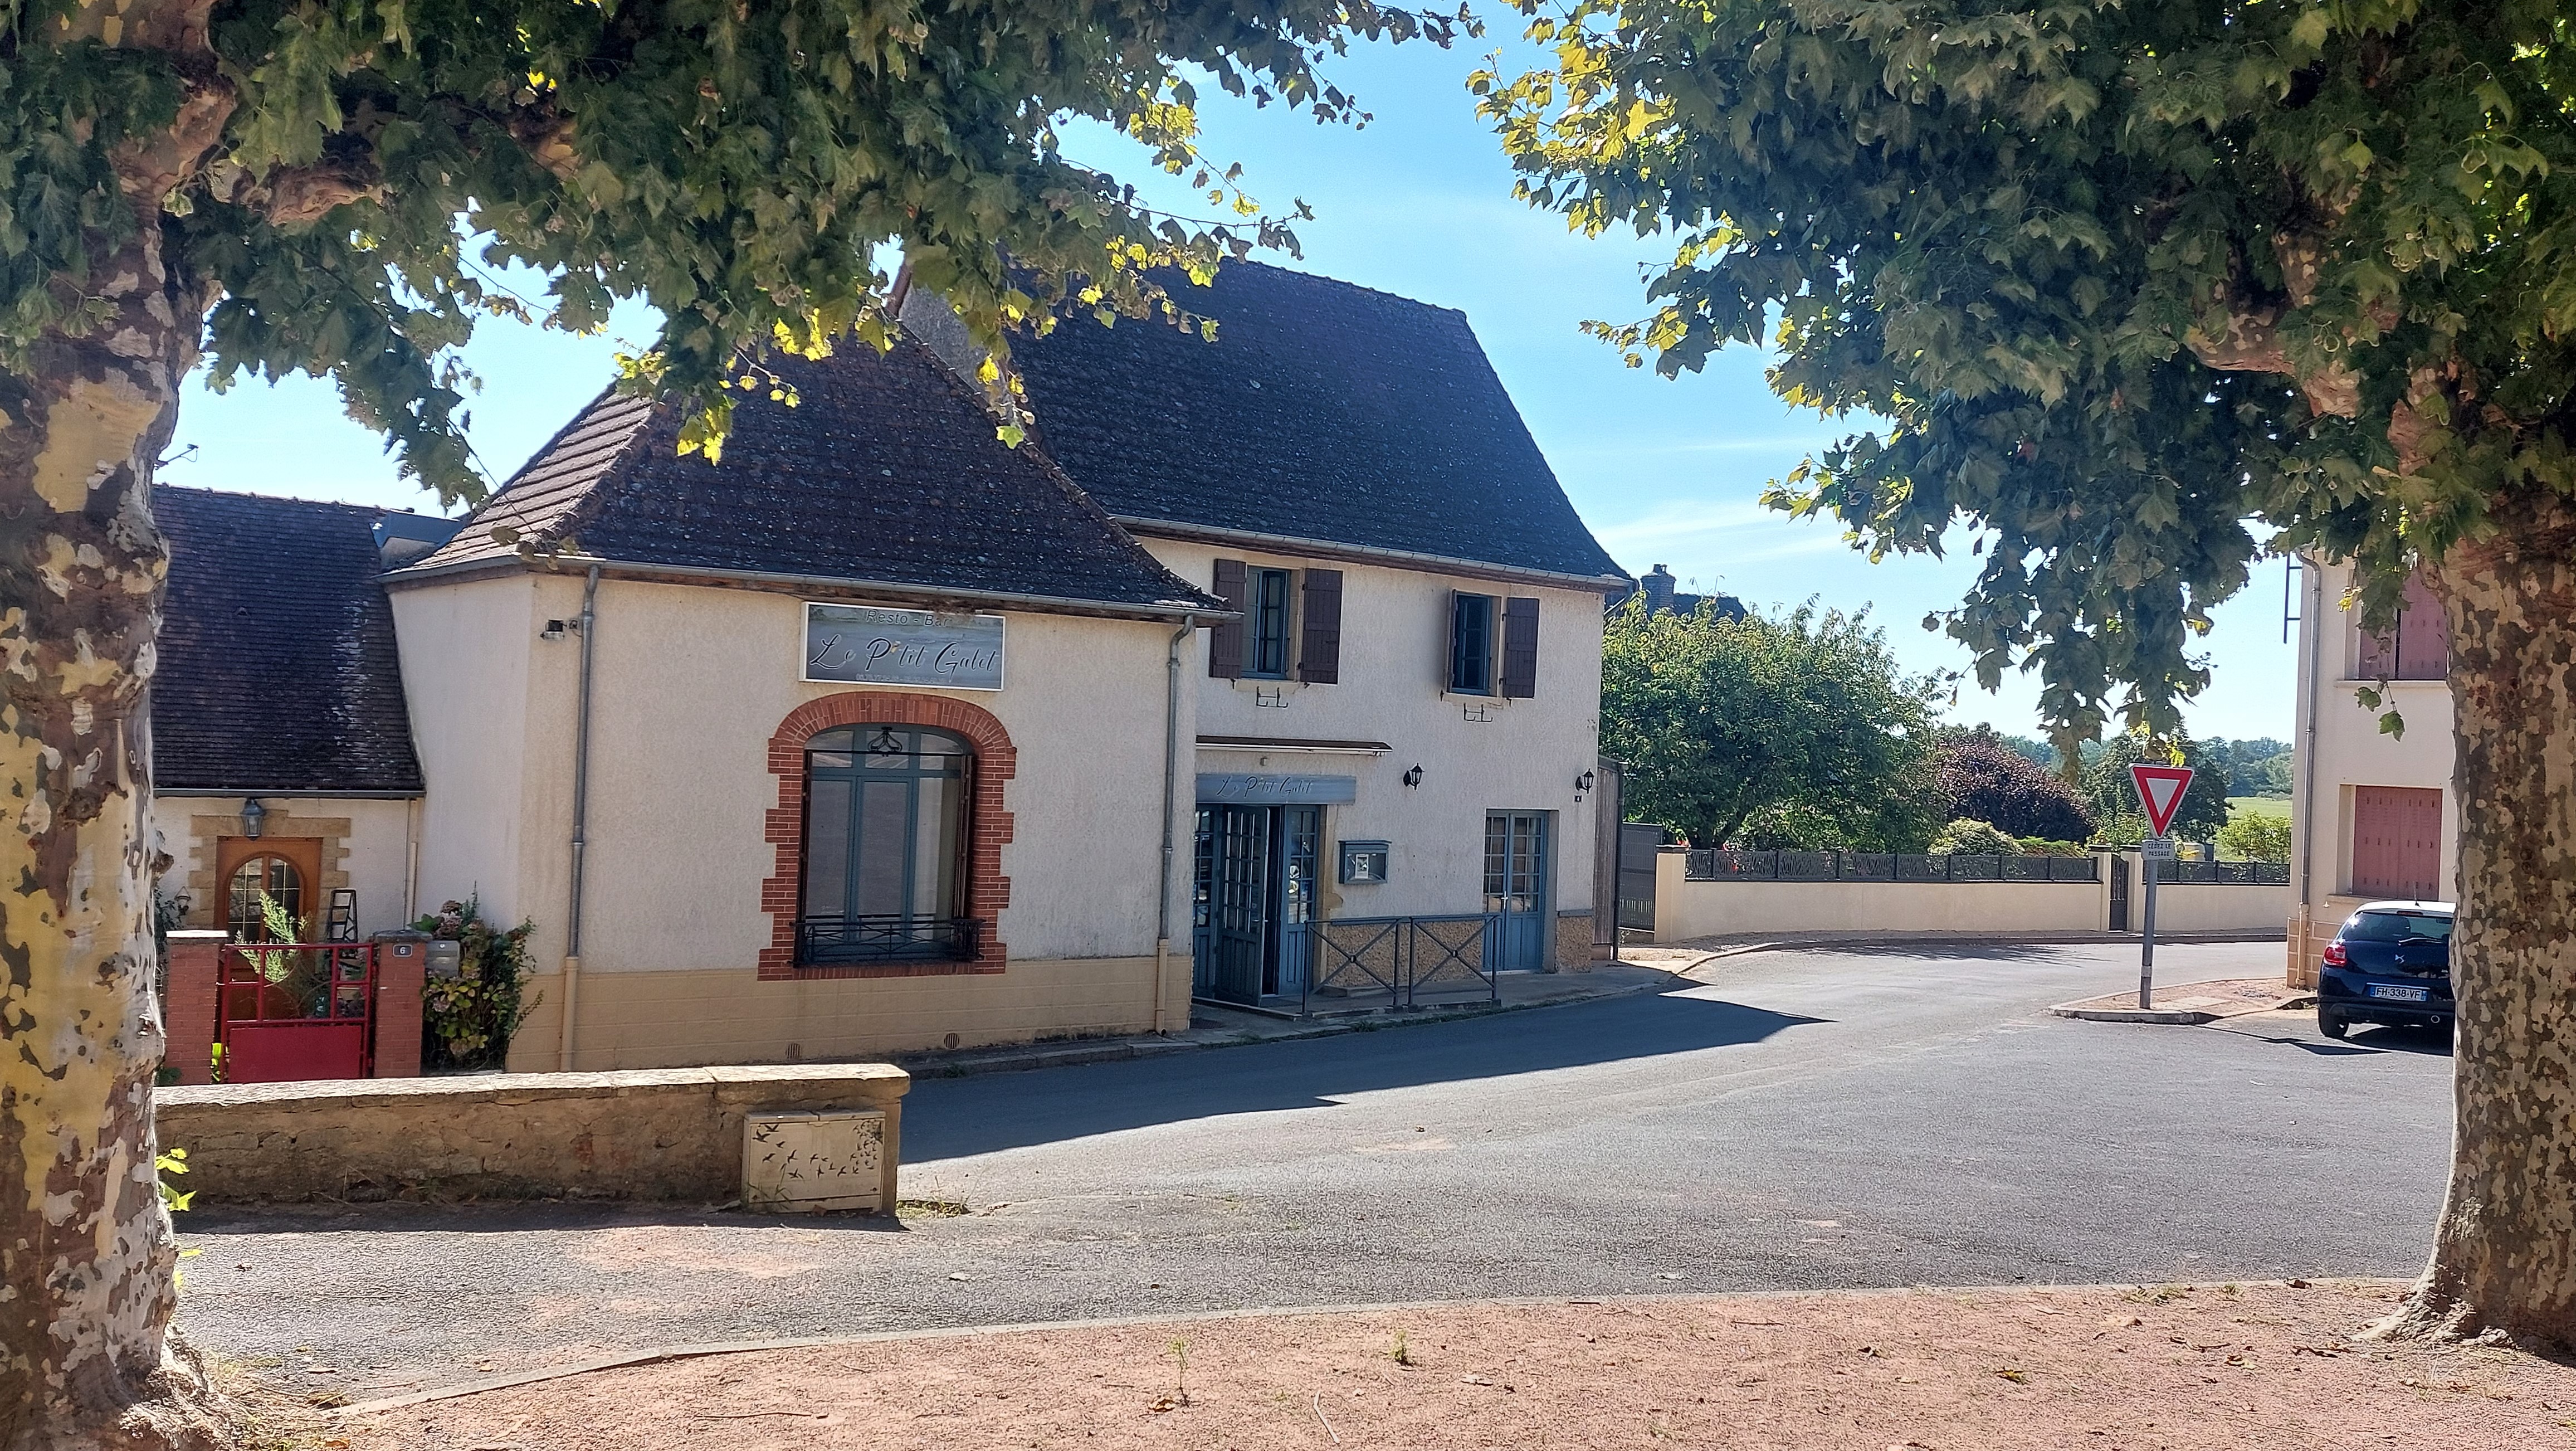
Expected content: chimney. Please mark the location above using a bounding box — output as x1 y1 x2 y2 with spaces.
1641 563 1677 615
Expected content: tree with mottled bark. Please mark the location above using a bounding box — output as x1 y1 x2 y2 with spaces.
1481 0 2576 1346
0 2 1462 1445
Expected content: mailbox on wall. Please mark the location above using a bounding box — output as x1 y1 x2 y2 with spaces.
1339 840 1391 885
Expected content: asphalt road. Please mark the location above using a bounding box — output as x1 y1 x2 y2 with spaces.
177 941 2455 1397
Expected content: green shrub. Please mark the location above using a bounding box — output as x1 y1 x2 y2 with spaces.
417 895 538 1073
2217 810 2294 864
1930 819 2022 856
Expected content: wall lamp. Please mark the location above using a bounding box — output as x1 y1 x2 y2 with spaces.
1401 765 1424 788
1574 770 1596 803
540 617 582 641
239 797 267 839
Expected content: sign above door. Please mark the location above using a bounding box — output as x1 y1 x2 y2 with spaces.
803 603 1004 690
1197 772 1358 805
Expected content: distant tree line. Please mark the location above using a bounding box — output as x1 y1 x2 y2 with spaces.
1604 602 2288 859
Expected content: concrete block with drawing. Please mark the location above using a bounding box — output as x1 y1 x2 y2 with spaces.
743 1109 887 1213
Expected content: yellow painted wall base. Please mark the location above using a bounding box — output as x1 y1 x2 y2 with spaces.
506 956 1167 1073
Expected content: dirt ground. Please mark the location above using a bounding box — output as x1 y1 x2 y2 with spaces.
324 1280 2576 1450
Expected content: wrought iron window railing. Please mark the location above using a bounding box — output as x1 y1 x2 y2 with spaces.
796 914 982 965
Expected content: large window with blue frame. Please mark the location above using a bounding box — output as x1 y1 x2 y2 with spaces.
1247 567 1294 678
798 724 975 963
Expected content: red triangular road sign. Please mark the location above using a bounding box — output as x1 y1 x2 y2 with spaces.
2130 764 2196 838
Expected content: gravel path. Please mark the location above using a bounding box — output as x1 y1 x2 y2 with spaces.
328 1281 2566 1451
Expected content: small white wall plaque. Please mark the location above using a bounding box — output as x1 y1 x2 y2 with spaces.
743 1108 886 1213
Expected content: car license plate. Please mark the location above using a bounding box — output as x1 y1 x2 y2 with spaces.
2369 984 2431 1003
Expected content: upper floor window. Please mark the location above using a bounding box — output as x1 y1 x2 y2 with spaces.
1247 567 1294 678
1450 591 1542 698
2355 574 2448 681
798 724 977 964
1450 592 1496 694
1209 559 1341 684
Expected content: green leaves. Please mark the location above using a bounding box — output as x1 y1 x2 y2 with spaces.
1486 0 2576 744
13 0 1470 504
1602 597 1951 850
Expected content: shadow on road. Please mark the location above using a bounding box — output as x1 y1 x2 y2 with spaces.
181 990 1821 1242
902 988 1824 1163
2208 1021 2455 1059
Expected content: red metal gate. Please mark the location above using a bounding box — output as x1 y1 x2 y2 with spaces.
215 942 378 1083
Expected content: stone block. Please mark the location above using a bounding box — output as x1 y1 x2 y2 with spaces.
743 1109 886 1213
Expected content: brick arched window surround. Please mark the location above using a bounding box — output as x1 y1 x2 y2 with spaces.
761 692 1015 980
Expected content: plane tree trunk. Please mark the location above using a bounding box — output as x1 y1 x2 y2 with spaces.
1 5 232 1447
2378 490 2576 1348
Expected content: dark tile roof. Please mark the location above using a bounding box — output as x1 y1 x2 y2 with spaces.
153 486 423 795
1614 565 1745 620
411 341 1216 615
1005 261 1626 582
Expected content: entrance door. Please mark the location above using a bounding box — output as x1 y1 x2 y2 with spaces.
1484 811 1550 971
1196 805 1272 1005
1275 806 1321 999
214 836 323 940
1191 804 1324 1005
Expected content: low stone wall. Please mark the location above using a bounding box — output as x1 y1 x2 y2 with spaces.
154 1063 908 1206
1649 850 2290 942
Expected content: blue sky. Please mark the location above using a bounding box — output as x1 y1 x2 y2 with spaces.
163 35 2296 744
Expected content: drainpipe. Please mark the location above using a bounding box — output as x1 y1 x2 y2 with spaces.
1152 612 1200 1033
402 795 421 924
2295 553 2326 963
558 565 602 1071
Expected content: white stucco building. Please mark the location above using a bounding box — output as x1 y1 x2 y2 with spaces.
155 262 1629 1071
2285 558 2459 985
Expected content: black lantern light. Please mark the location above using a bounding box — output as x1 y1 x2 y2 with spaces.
239 797 267 839
1574 770 1596 802
1401 765 1424 788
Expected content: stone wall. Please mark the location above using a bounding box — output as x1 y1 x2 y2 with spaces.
154 1063 908 1206
1554 909 1595 970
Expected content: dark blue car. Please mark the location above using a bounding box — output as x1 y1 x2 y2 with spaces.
2315 900 2455 1039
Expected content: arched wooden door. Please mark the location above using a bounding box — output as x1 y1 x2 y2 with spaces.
213 835 321 941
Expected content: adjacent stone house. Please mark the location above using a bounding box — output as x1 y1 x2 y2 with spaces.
2284 559 2459 985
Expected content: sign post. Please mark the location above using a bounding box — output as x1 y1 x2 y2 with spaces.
2129 765 2196 1009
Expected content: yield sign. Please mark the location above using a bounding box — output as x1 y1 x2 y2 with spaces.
2130 764 2196 838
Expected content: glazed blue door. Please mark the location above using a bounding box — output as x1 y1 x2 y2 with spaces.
1275 806 1321 997
1192 804 1322 1003
1193 805 1271 1005
1484 811 1550 971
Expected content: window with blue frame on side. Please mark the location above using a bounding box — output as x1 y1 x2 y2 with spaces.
1448 591 1496 694
1247 566 1294 678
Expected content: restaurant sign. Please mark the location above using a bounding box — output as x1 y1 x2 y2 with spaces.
803 603 1005 691
1196 773 1359 805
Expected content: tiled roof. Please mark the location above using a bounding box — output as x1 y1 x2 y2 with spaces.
1006 262 1626 583
411 341 1216 615
153 486 424 795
